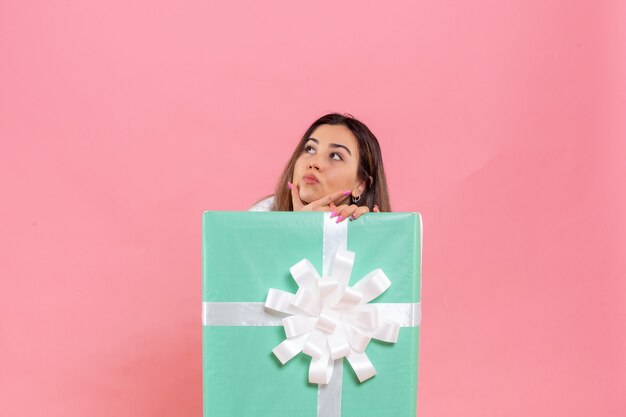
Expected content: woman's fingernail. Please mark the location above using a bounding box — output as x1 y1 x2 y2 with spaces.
336 216 344 223
330 211 337 218
374 205 378 210
287 181 292 190
342 190 351 196
349 215 355 221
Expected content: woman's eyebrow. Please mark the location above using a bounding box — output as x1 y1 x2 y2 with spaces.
329 143 352 156
307 137 352 156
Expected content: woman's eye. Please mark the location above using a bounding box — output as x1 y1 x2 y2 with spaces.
304 145 316 154
330 152 343 161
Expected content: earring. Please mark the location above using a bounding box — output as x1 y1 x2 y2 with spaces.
351 194 361 203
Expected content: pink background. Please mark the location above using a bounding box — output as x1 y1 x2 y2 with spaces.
1 1 624 416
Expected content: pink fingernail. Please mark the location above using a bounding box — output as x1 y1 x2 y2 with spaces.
330 211 337 218
336 216 344 223
287 181 292 190
350 215 355 221
342 190 351 196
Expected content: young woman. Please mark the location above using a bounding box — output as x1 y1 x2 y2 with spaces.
251 113 391 221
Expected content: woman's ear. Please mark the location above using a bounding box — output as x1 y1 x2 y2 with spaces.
354 178 367 197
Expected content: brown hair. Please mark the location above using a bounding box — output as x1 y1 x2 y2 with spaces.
272 113 391 211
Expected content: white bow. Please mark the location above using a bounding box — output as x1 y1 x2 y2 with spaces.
264 248 400 384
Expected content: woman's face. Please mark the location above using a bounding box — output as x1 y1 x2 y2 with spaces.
292 124 364 204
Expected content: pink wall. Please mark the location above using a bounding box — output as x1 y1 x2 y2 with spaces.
1 1 624 416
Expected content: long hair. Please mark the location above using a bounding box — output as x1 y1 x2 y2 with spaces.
272 113 391 211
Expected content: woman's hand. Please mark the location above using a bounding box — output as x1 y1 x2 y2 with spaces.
329 202 380 222
289 181 351 212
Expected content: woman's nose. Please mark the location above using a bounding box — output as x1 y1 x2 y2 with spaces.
308 158 322 171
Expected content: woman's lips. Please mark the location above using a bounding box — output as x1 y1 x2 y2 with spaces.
302 174 319 185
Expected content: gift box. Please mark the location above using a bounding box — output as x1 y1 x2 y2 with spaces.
202 211 422 417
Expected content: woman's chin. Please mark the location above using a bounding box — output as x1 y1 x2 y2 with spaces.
298 191 319 205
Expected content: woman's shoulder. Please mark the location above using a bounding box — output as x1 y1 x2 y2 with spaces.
249 196 275 212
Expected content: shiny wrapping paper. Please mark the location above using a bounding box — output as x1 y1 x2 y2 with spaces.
202 211 422 417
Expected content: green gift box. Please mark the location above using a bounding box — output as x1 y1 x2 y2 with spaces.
202 211 422 417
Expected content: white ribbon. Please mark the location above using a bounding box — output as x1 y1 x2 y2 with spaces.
202 212 421 416
266 248 401 384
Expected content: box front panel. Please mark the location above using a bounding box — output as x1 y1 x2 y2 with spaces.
203 211 421 417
